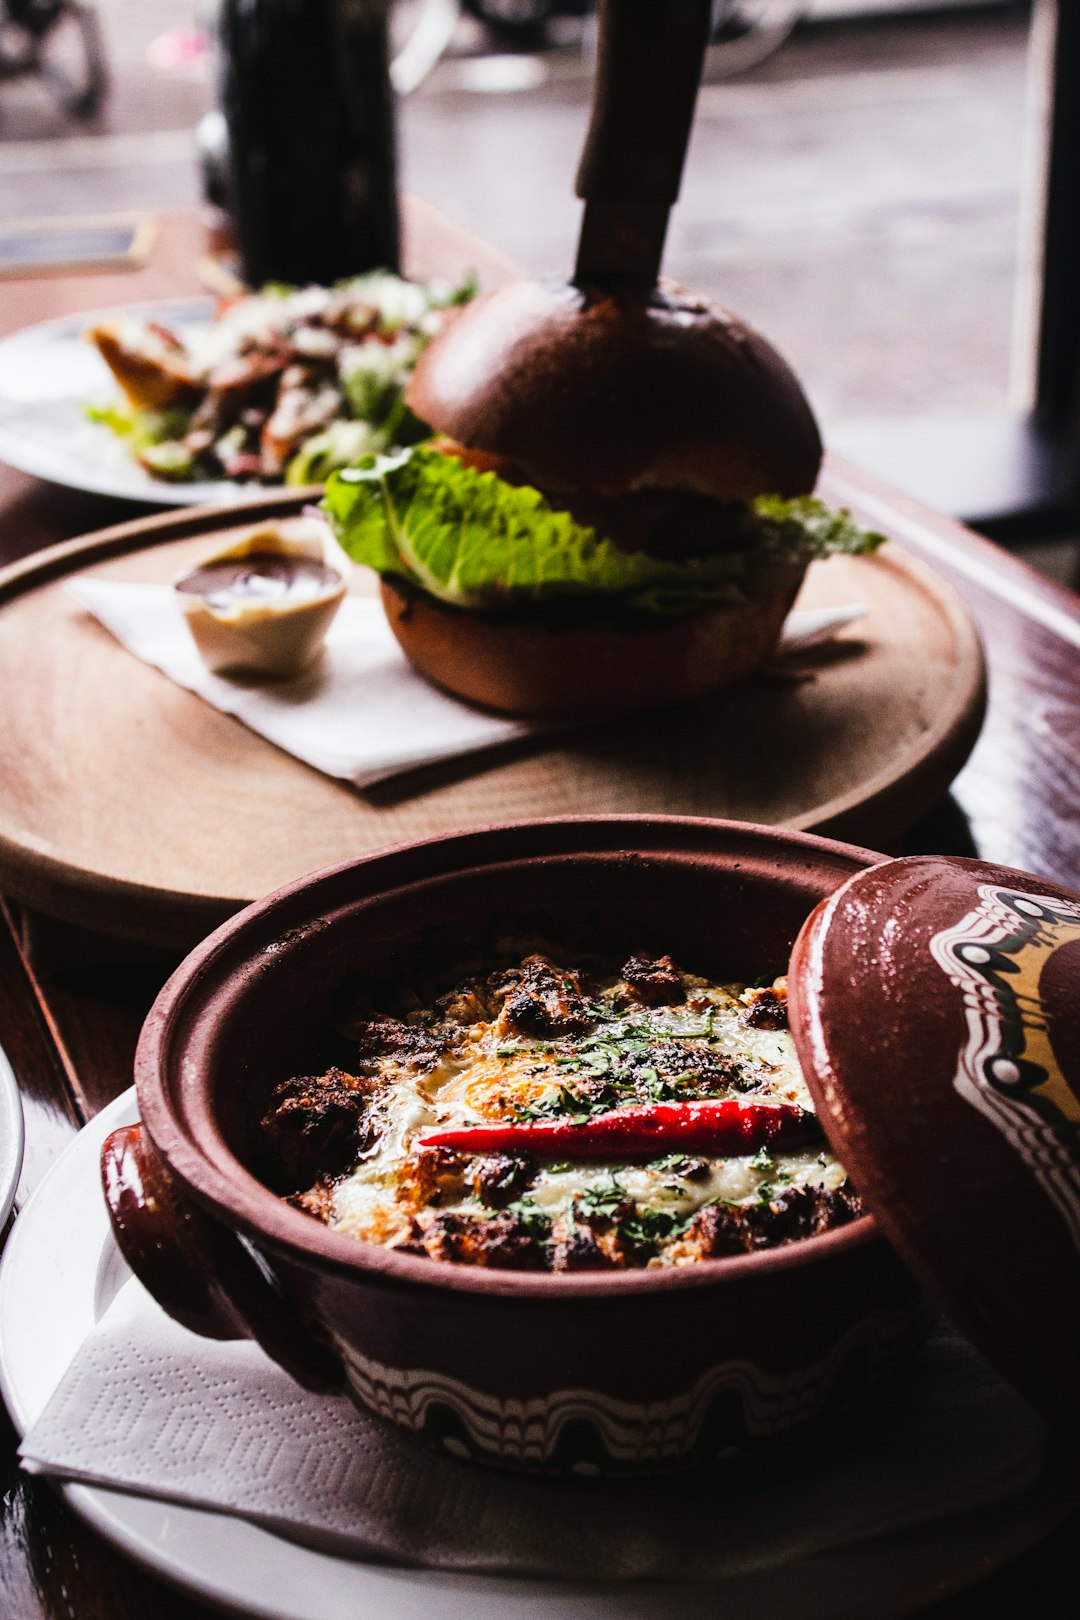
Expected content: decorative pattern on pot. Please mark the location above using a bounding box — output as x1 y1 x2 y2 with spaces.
930 884 1080 1250
334 1302 929 1472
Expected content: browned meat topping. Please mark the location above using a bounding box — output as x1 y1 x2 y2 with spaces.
471 1153 536 1209
351 1015 441 1073
181 347 290 460
205 342 292 402
680 1201 748 1259
395 1145 467 1210
495 954 593 1039
660 1156 711 1182
620 953 686 1007
742 983 789 1030
288 1177 338 1223
261 1067 372 1186
642 1042 772 1097
401 1210 547 1270
679 1182 863 1261
551 1225 620 1272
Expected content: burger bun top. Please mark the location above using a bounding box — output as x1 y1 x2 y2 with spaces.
405 278 823 502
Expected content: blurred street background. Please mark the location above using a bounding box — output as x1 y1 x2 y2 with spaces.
0 3 1036 459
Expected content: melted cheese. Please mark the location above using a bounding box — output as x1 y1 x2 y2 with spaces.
311 967 849 1264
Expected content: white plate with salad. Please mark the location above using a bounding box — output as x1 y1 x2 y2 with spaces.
0 273 474 507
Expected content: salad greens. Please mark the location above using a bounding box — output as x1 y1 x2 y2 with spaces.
84 403 196 481
84 269 475 487
323 445 884 618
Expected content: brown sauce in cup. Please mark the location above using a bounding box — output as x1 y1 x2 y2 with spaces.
175 553 343 613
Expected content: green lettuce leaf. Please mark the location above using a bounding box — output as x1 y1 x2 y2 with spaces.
85 401 135 438
752 493 885 557
85 401 192 449
138 440 196 480
285 420 384 486
323 446 883 617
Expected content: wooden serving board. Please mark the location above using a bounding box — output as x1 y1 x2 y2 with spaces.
0 495 985 950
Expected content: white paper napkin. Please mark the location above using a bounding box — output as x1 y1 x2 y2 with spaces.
20 1279 1045 1579
67 578 867 791
68 580 528 789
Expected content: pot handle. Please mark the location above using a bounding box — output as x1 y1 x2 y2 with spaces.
101 1123 342 1394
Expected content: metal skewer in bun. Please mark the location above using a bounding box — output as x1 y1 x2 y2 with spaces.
389 0 824 718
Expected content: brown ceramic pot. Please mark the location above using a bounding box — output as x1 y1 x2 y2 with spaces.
103 817 928 1475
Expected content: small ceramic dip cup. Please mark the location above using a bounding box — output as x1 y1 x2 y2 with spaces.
174 516 348 679
102 817 929 1476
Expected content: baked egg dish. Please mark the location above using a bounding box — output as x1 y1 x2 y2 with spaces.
262 953 860 1270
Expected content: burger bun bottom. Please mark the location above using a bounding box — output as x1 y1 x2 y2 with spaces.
380 575 805 719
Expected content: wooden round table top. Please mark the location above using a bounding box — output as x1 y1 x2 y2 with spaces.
0 495 985 949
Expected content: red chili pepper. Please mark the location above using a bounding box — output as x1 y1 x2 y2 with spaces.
421 1100 816 1160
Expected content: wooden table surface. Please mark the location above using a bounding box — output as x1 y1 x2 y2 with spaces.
0 207 1076 1620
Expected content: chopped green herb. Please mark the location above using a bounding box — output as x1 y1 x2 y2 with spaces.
617 1205 686 1250
645 1016 715 1041
505 1196 552 1244
576 1177 626 1219
649 1154 697 1176
513 1084 604 1124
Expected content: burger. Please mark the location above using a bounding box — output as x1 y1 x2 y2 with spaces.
322 278 882 718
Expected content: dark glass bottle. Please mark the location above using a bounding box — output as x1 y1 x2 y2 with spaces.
219 0 400 287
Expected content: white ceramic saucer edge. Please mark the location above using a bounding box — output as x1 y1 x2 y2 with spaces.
0 1043 24 1230
0 1089 1071 1620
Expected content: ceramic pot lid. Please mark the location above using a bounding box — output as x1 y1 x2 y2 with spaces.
787 854 1080 1427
